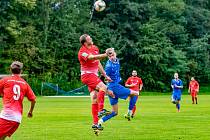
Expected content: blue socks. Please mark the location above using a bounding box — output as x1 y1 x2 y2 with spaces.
129 96 138 110
176 103 180 110
101 111 117 123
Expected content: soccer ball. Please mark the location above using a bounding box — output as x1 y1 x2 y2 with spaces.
94 0 106 12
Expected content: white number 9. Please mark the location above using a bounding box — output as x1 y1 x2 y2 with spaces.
13 85 20 100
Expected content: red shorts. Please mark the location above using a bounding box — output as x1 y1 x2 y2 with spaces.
81 73 102 92
0 118 20 138
191 91 198 97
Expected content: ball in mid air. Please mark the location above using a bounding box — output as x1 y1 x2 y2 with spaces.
94 0 106 12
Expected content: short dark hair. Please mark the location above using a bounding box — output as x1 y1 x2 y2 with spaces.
10 61 23 74
79 34 89 45
11 68 21 74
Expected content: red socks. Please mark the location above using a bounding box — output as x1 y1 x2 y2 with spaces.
132 105 136 115
98 90 105 112
91 90 105 124
92 103 98 124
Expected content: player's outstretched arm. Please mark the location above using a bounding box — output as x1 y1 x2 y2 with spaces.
88 53 107 60
176 85 183 89
98 61 112 82
87 47 114 60
28 100 36 118
125 84 135 88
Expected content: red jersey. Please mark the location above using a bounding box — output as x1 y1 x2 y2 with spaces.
189 80 199 92
78 45 100 76
0 75 36 123
125 76 143 91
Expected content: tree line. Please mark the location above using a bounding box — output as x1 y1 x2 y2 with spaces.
0 0 209 94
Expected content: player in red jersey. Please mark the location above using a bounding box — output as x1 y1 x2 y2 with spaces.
78 34 114 131
188 77 199 104
124 70 143 119
0 61 36 140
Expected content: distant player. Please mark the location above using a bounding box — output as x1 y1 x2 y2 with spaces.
78 34 114 131
0 61 36 140
171 73 183 112
98 49 139 126
125 70 143 119
188 77 199 104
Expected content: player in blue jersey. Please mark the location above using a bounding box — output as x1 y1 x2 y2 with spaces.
171 73 183 112
98 48 139 127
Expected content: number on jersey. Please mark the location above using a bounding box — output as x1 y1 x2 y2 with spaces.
13 85 20 100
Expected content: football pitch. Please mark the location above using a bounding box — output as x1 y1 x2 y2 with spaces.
6 95 210 140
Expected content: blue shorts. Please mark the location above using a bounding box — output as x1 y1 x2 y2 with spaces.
171 92 181 101
108 84 131 105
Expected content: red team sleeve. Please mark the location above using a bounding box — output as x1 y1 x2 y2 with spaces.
138 78 143 85
189 81 192 89
25 84 36 101
79 50 89 62
125 77 131 85
196 81 199 91
0 79 4 96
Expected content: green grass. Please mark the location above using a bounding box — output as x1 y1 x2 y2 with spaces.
2 95 210 140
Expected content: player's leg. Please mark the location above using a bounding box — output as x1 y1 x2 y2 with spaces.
0 136 6 140
125 90 139 120
98 93 118 131
127 95 138 116
111 85 136 121
171 94 176 104
81 74 111 120
131 96 139 118
96 82 114 111
0 118 19 140
176 94 181 112
176 100 180 112
192 96 195 104
131 105 136 118
191 92 195 104
195 97 198 104
98 100 118 125
172 93 180 112
195 92 198 104
96 82 113 118
90 91 99 130
99 104 118 124
96 82 106 112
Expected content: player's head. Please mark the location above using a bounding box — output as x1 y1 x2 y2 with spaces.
79 34 93 46
132 70 137 77
174 73 179 79
10 61 23 74
191 77 195 81
107 48 116 61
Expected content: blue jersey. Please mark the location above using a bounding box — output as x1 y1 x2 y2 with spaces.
171 79 183 94
105 58 131 105
105 59 121 85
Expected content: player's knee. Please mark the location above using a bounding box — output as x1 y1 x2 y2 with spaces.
96 82 107 91
99 87 107 92
130 90 139 96
91 93 98 103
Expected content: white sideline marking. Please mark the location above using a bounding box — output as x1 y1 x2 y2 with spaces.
43 96 109 98
44 96 90 98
